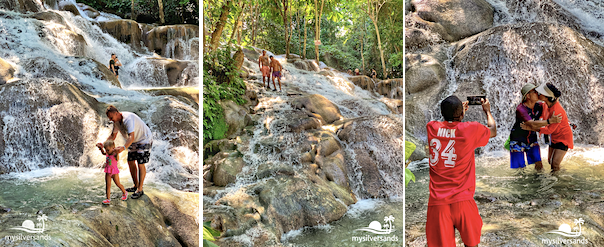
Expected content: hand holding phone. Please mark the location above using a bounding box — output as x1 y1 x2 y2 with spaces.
467 96 486 105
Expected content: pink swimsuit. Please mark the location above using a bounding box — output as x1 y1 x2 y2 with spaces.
104 154 119 175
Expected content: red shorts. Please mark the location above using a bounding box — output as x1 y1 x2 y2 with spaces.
426 200 482 247
261 66 270 77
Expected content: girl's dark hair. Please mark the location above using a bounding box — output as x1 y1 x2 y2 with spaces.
546 83 562 102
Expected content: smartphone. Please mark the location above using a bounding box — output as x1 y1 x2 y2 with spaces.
467 96 486 105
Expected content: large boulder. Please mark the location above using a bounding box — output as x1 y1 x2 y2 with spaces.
27 11 66 25
0 78 101 173
349 75 377 92
0 0 44 13
219 100 252 139
291 94 343 124
337 115 405 198
76 3 100 19
124 58 197 87
376 78 404 99
20 57 120 90
144 25 199 60
450 23 604 145
405 53 446 94
148 191 200 247
97 20 144 51
58 0 80 16
139 87 199 105
411 0 494 41
0 57 15 85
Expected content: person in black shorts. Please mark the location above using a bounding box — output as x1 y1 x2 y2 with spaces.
109 54 122 80
100 105 153 199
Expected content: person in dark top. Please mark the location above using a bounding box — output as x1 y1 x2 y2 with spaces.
508 83 560 170
109 54 122 80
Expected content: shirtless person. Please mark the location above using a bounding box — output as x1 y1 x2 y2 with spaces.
269 56 283 92
258 50 271 89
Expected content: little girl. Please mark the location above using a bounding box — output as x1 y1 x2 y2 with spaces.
97 140 127 204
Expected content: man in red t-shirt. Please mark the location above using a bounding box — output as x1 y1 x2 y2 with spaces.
425 95 497 247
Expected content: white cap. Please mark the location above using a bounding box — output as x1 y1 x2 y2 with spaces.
536 83 555 98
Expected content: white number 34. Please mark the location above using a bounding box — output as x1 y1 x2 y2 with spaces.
429 139 457 167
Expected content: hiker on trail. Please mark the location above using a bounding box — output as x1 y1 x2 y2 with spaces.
269 55 283 92
258 50 271 89
425 96 497 247
371 69 377 79
109 54 122 80
354 68 360 75
96 140 127 205
348 69 353 75
521 83 572 173
99 105 153 199
508 83 561 171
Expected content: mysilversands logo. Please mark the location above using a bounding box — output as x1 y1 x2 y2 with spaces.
5 214 51 242
542 218 588 245
351 215 399 243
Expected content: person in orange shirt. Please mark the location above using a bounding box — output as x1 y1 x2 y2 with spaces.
521 83 573 172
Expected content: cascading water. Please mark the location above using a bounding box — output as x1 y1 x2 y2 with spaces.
406 0 604 245
204 49 404 246
0 2 198 245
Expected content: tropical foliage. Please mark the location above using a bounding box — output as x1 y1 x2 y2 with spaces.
78 0 198 24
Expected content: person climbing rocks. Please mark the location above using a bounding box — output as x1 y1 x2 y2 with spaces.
258 50 271 89
425 95 497 247
99 105 153 199
521 83 573 173
109 54 122 80
270 55 283 92
371 69 377 79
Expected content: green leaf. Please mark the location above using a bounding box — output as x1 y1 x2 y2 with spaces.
203 239 220 247
405 168 416 187
203 226 216 241
405 141 417 161
204 221 221 237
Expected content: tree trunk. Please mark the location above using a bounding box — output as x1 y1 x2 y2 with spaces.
373 19 386 79
228 2 246 46
131 0 135 20
158 0 165 24
251 4 259 46
283 0 290 58
314 0 324 65
210 0 231 52
303 6 307 59
361 28 365 74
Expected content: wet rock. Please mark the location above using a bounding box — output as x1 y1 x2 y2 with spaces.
348 75 376 92
148 191 199 247
405 27 432 49
213 153 245 187
256 162 295 180
80 195 180 247
142 58 197 87
97 20 144 51
291 94 343 124
381 98 404 114
405 53 445 94
58 0 79 16
305 60 320 72
451 23 604 145
242 47 261 62
139 87 199 105
0 207 10 214
289 117 322 133
23 57 77 84
220 100 251 139
411 0 493 41
150 97 199 153
76 3 100 19
258 176 348 236
0 78 101 173
0 57 15 85
144 25 199 60
338 115 405 198
376 78 403 99
318 70 334 77
320 151 348 188
28 11 66 26
2 0 44 13
293 60 308 71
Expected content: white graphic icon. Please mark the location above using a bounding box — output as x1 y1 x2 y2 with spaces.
354 215 396 234
547 218 584 237
10 214 47 233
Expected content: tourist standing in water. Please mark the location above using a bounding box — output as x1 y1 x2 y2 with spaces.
508 84 561 171
269 55 283 92
109 54 122 80
425 96 496 247
96 140 128 204
100 105 153 199
521 83 572 173
258 50 271 89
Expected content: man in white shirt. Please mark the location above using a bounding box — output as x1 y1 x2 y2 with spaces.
98 105 153 199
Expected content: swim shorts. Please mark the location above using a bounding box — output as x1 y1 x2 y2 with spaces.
261 66 270 77
550 142 569 151
127 142 152 164
272 71 281 78
509 141 541 169
426 200 482 247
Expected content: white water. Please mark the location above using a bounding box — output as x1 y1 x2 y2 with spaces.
0 5 198 190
